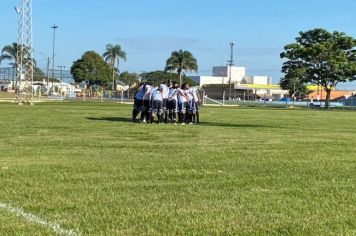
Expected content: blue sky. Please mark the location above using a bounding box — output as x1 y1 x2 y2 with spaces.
1 0 356 82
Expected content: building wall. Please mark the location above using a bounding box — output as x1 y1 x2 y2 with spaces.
242 76 271 85
212 66 246 83
190 76 229 86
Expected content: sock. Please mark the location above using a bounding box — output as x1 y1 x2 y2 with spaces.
140 111 145 121
164 111 168 123
132 110 139 121
147 112 152 123
196 112 200 123
181 113 186 123
188 114 192 123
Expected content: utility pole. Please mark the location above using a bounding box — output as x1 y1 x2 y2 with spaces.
227 41 235 100
51 24 58 94
15 0 34 105
58 65 65 101
46 57 50 89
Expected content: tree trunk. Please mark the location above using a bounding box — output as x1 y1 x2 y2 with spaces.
325 89 331 110
179 63 184 87
112 65 115 93
12 67 16 90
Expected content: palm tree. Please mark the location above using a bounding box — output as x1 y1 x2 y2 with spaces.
0 43 36 90
103 44 127 92
165 50 198 86
0 43 18 89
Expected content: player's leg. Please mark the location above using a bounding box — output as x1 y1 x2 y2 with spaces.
180 102 187 125
191 101 196 124
195 102 200 123
163 99 168 123
173 99 178 123
157 101 163 124
140 101 147 123
132 99 141 122
168 100 173 123
187 102 192 124
144 100 151 123
150 100 157 124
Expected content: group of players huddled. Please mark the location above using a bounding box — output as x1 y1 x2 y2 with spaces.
132 81 201 125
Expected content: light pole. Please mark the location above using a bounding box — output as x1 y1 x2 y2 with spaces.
51 24 58 94
58 65 65 101
228 41 235 100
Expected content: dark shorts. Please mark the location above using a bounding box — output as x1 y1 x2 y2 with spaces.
134 99 143 110
188 101 200 113
142 100 151 112
151 100 163 113
168 100 177 112
179 102 188 113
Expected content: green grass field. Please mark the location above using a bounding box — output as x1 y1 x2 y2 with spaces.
0 102 355 235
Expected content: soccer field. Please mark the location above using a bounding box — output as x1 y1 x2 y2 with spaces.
0 102 355 235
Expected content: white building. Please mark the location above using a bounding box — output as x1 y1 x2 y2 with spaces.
190 66 272 87
190 66 287 99
190 66 247 86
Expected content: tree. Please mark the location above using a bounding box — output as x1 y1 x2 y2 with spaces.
1 42 36 89
279 76 310 98
103 44 127 92
71 51 112 86
165 50 198 86
33 67 46 81
1 43 19 89
281 28 356 109
141 70 197 86
119 72 139 98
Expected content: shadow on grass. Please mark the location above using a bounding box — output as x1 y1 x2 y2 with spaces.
87 117 132 123
87 117 272 129
199 122 272 129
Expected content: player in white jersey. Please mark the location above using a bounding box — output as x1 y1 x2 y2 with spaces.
140 84 153 123
188 87 200 124
132 83 145 122
168 81 179 124
177 83 190 125
160 81 170 123
150 86 164 124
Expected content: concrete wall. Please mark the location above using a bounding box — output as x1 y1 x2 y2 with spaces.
243 76 271 85
190 76 229 86
212 66 246 83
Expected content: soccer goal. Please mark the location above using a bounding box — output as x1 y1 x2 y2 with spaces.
203 95 224 106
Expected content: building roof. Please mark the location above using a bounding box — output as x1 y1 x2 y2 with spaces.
307 91 354 100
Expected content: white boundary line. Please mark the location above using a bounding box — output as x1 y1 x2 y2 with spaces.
0 202 80 236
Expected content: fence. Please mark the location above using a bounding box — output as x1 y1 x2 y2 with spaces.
0 67 73 83
202 95 348 108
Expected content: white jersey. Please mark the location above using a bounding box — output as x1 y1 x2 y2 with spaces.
177 88 188 104
160 84 169 99
143 85 153 100
168 88 178 101
151 88 163 101
189 87 199 102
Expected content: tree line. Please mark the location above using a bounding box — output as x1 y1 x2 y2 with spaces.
70 45 198 93
0 42 199 94
2 27 355 108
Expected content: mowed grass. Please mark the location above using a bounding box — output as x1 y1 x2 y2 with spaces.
0 102 355 235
